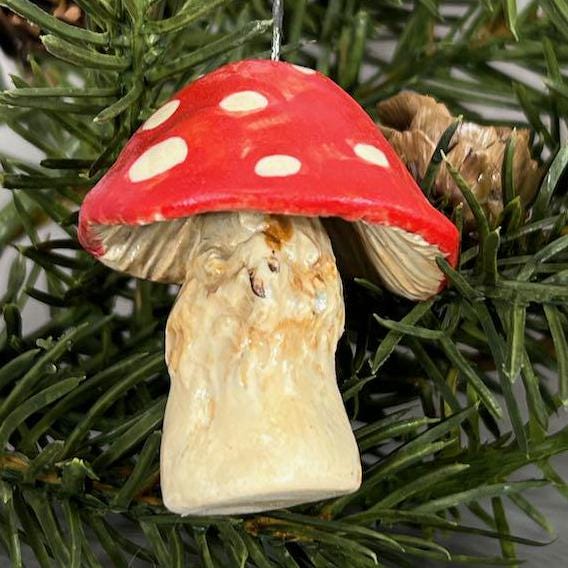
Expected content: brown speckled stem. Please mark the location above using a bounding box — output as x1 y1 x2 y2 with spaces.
160 212 361 515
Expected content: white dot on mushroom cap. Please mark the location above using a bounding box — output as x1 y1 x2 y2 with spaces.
354 143 390 168
128 137 188 183
255 155 302 177
220 91 268 112
292 64 316 75
142 100 180 131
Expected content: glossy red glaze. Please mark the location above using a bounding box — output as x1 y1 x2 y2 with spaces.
78 59 459 267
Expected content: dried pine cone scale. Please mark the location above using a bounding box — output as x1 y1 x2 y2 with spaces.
377 92 541 230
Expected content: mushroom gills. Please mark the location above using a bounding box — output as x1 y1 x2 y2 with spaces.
324 218 446 301
94 217 197 284
161 212 361 515
355 222 445 300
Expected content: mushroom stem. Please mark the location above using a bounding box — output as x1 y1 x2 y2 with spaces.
161 212 361 515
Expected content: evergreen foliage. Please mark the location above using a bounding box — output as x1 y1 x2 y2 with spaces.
0 0 567 566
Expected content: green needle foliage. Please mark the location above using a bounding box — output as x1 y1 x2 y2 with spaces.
0 0 567 566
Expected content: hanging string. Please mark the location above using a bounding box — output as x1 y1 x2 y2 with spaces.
271 0 284 61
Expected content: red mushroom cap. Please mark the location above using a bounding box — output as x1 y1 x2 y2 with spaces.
78 59 459 297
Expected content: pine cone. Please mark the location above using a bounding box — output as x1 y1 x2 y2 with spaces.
0 1 82 61
377 92 541 230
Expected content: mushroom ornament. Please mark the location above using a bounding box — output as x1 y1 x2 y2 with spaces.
78 60 460 516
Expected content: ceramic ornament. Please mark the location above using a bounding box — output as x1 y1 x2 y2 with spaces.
78 59 460 516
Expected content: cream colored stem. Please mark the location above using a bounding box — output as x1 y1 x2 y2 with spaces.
161 212 361 516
